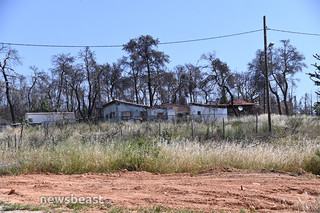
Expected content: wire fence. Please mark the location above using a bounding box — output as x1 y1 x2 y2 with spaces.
0 113 268 150
105 113 229 123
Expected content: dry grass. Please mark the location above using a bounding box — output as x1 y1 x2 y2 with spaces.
0 114 319 176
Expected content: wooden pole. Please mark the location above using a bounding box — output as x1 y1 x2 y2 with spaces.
264 16 272 132
223 118 225 140
256 113 258 133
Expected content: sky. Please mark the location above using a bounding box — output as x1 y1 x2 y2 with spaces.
1 0 320 103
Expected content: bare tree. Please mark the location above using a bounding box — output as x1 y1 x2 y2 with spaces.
101 62 123 102
70 47 102 121
201 52 238 116
234 71 259 103
0 46 21 123
51 53 75 111
123 35 169 107
185 63 202 103
27 66 40 111
247 49 269 113
120 56 143 104
167 65 187 105
271 40 306 115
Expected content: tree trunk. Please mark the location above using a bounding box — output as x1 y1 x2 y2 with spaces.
269 84 282 115
133 73 139 104
146 61 153 107
0 59 15 123
283 94 289 115
27 77 37 111
223 85 239 117
3 71 15 123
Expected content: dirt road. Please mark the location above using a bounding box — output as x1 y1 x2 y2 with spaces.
0 168 319 212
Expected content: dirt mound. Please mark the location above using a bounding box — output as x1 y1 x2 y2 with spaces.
0 169 320 212
198 166 239 174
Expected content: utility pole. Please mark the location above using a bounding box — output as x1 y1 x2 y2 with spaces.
263 16 272 132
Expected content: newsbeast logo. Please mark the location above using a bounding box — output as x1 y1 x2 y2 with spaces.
40 194 110 204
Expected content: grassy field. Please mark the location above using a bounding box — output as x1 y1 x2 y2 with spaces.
0 114 320 176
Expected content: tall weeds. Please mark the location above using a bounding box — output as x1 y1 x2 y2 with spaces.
0 114 319 175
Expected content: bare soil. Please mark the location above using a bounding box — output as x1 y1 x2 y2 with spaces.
1 168 320 212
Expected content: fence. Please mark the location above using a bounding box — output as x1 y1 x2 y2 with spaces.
2 113 310 150
115 112 265 141
146 113 259 140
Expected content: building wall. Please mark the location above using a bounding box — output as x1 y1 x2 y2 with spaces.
148 108 175 121
190 105 227 121
103 102 147 122
25 112 75 125
103 103 118 121
167 109 175 120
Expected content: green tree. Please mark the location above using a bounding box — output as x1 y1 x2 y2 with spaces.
308 54 320 116
308 54 320 96
33 100 53 112
313 102 320 116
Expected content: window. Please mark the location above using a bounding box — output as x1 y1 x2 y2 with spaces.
28 118 33 123
178 113 183 117
157 112 168 120
197 111 201 115
140 111 146 118
122 111 132 120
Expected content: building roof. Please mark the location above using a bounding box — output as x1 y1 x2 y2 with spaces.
190 99 254 107
25 112 75 115
190 102 228 107
228 99 254 106
151 103 189 112
103 99 148 108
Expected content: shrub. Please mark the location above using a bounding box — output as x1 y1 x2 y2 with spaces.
303 149 320 175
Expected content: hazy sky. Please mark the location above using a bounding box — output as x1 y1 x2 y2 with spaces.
1 0 320 102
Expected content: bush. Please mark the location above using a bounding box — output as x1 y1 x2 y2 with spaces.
115 137 161 171
303 149 320 175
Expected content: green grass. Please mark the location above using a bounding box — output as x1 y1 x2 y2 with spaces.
0 201 47 211
0 200 257 213
0 114 319 176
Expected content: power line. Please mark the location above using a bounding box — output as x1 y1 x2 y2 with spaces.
0 29 263 48
0 43 123 48
1 27 319 49
268 28 320 37
159 29 263 45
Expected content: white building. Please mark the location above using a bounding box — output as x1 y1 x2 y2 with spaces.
148 107 175 121
148 104 190 122
190 103 227 121
25 112 76 126
103 100 148 122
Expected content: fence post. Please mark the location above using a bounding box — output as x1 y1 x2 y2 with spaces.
256 113 258 134
159 122 161 137
14 134 17 149
191 119 194 139
120 125 123 138
7 135 10 149
223 118 225 140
